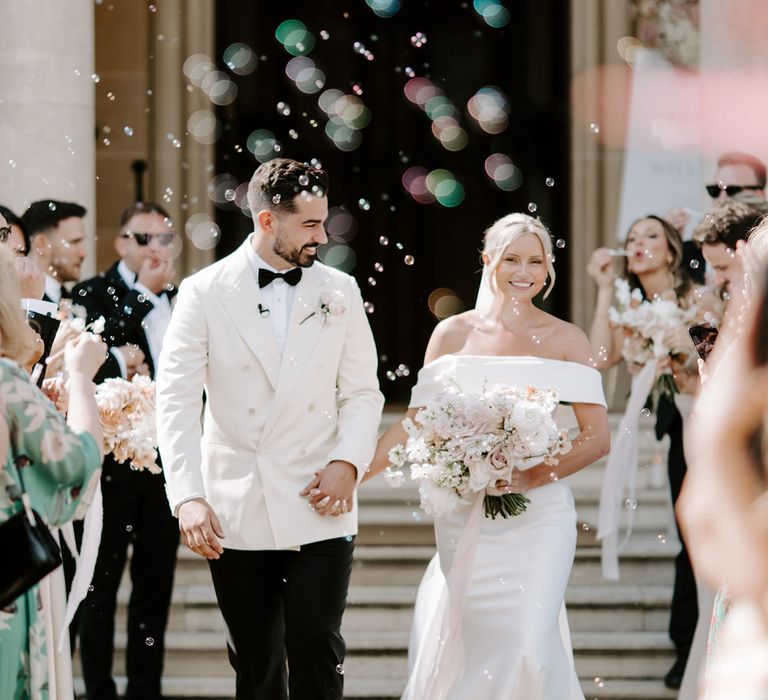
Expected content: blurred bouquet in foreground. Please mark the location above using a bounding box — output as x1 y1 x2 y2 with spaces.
384 381 571 519
609 279 696 396
95 375 160 473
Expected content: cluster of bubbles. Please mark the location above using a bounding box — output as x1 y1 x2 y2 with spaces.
247 129 283 163
319 207 358 273
428 288 466 320
403 78 468 152
353 40 375 61
223 42 258 75
275 19 315 57
318 89 371 152
185 213 221 250
467 86 510 134
402 167 465 207
365 0 400 18
285 56 326 95
484 154 523 192
187 109 221 145
473 0 511 28
386 364 411 381
183 53 238 106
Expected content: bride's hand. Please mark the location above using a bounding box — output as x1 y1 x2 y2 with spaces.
487 468 542 495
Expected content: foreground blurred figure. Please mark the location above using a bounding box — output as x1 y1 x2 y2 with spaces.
0 246 105 700
679 216 768 699
366 213 609 699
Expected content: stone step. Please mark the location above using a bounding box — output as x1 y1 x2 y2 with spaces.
115 583 672 635
73 629 675 681
74 675 677 700
357 491 676 540
168 540 678 588
347 537 679 587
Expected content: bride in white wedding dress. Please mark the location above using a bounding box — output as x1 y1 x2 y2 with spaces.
365 213 610 700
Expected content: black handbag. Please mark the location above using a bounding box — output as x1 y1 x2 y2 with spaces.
0 419 62 609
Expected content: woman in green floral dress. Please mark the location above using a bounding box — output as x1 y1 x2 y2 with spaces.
0 245 106 700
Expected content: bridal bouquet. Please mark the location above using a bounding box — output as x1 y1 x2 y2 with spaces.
385 381 571 519
95 374 160 473
609 279 697 396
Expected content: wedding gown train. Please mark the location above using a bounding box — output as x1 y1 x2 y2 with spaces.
401 355 606 700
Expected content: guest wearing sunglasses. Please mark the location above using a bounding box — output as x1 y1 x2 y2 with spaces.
72 202 179 700
706 151 766 205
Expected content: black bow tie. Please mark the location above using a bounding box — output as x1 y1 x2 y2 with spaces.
258 267 302 288
60 285 72 300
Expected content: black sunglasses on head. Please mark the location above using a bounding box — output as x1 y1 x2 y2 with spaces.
705 184 762 198
122 230 176 246
0 225 10 243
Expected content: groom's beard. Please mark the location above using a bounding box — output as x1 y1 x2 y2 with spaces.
273 237 318 268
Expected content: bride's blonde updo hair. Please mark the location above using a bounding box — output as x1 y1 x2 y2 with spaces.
482 213 556 299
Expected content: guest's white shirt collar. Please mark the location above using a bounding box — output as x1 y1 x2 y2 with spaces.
44 274 62 303
117 260 138 288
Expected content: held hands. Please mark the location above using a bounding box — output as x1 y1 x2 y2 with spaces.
300 460 357 516
586 248 616 289
178 498 225 560
137 258 174 295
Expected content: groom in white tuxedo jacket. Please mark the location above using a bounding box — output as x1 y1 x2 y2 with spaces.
156 158 384 699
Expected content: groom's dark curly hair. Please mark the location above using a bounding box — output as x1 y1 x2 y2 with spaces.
247 158 329 216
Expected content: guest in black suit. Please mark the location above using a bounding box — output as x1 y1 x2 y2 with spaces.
22 199 88 306
74 202 179 700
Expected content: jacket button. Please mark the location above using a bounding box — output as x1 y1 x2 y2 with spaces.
243 365 251 372
299 448 306 456
248 408 256 415
308 403 315 412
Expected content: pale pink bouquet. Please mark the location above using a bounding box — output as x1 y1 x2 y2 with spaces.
609 278 697 396
385 381 571 519
95 374 160 473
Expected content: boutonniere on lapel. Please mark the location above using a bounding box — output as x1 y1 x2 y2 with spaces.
300 289 347 325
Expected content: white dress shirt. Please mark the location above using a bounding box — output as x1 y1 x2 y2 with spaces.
245 235 298 354
117 260 172 370
44 274 64 304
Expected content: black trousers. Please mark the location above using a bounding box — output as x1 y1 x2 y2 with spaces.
665 409 698 657
208 536 355 700
79 460 179 700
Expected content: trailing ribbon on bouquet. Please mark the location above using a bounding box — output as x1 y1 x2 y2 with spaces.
59 475 104 651
402 494 485 700
597 360 658 581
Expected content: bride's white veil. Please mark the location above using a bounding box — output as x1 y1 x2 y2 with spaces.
474 266 495 311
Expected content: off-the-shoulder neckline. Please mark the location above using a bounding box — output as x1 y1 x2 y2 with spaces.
422 354 599 372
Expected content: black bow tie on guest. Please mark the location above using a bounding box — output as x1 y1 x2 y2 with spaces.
60 285 72 300
258 267 302 288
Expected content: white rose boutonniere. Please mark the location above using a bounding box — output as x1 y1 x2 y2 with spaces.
301 289 347 325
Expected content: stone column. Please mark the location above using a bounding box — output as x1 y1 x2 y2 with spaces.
0 0 97 277
569 0 631 409
152 0 216 276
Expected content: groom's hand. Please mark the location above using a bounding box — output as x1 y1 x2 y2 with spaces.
300 460 357 516
178 498 225 559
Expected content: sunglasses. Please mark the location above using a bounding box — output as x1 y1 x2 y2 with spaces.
122 230 176 246
0 225 10 243
705 184 762 198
